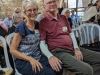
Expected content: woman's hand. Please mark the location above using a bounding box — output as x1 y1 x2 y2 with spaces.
29 57 43 73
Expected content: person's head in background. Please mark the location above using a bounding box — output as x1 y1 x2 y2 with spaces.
61 8 70 18
93 0 100 11
22 0 38 21
88 3 93 8
6 11 12 20
62 2 66 9
12 13 23 26
71 9 75 15
14 7 21 13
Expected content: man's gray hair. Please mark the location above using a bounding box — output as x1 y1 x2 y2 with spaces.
22 0 38 12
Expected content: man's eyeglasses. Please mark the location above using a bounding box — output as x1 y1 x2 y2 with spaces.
25 8 38 13
45 0 57 5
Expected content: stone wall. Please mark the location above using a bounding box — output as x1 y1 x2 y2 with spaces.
0 0 91 19
0 0 44 19
0 0 23 19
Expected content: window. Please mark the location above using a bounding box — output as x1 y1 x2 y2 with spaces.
68 0 76 8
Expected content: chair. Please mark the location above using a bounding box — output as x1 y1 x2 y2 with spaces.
63 69 75 75
6 33 15 47
0 36 12 69
0 36 13 75
72 18 82 29
72 18 82 38
78 23 100 45
78 23 100 51
6 33 22 75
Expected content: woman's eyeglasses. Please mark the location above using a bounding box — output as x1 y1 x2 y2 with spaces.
25 8 38 13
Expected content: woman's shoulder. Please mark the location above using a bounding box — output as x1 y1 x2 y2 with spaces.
17 21 26 27
15 21 27 36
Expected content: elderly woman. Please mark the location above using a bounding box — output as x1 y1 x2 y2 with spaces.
61 8 72 28
8 13 23 34
82 0 100 25
10 0 62 75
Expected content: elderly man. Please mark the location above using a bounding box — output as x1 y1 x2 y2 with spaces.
39 0 100 75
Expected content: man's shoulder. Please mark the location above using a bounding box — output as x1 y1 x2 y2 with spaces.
40 17 49 23
58 14 66 18
58 14 67 21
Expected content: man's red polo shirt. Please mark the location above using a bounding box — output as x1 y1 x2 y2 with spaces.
39 14 74 52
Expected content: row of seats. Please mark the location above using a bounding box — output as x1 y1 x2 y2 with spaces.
72 23 100 52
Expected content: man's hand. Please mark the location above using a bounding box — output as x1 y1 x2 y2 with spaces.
74 49 83 60
49 56 62 72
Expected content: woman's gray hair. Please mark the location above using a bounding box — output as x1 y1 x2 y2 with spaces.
12 13 22 24
22 0 38 12
61 8 69 15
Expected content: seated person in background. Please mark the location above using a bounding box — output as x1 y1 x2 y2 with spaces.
35 8 48 22
0 21 8 37
10 0 63 75
71 9 79 21
39 0 100 75
3 11 12 28
61 8 72 28
82 0 100 25
0 21 8 32
8 13 23 34
58 2 67 14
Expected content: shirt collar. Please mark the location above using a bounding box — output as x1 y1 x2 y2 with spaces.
46 13 60 21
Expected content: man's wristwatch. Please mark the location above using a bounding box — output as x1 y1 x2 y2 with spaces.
75 48 80 50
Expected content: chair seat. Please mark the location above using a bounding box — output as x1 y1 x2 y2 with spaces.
0 68 13 75
63 68 75 75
